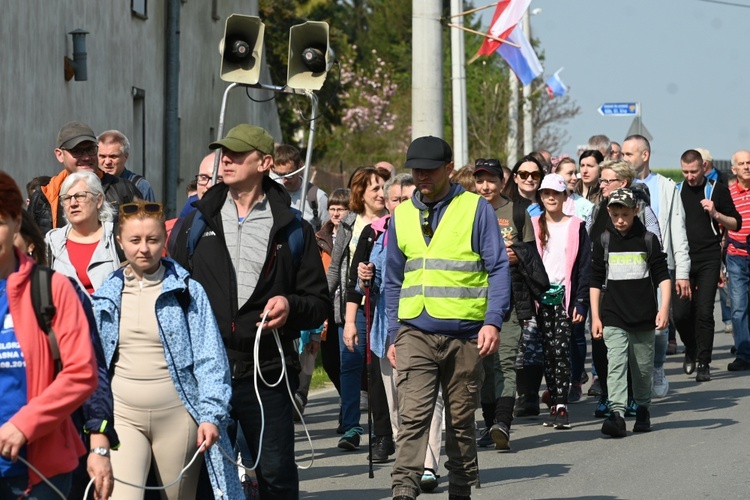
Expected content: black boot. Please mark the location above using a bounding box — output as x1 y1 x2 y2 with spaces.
492 397 515 450
495 396 515 429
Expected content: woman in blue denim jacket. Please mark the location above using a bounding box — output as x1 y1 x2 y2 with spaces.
92 201 241 500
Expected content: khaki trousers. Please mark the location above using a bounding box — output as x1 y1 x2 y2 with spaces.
391 326 483 499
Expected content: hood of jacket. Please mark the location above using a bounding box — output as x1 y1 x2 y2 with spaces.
46 220 118 254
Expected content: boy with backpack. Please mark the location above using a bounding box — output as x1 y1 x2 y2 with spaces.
590 188 671 438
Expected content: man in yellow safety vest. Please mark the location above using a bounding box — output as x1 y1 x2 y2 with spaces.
385 136 511 500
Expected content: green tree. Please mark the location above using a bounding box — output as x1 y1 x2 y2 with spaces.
257 0 580 173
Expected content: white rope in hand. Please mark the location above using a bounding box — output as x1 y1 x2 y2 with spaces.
16 312 317 499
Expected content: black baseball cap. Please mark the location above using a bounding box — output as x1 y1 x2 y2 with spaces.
57 121 97 149
473 158 503 179
404 136 452 170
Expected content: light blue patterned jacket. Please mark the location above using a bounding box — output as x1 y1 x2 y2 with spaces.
92 258 242 499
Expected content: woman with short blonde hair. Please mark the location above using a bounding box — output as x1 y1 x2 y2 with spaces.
45 171 121 295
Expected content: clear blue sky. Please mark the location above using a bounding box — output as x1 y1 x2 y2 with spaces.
482 0 750 168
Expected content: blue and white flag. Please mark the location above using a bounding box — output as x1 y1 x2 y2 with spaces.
545 68 568 98
497 24 543 86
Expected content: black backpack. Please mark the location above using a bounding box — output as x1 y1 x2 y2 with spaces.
30 266 62 374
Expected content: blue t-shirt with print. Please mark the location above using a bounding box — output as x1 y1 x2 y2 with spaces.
0 279 28 477
634 173 660 219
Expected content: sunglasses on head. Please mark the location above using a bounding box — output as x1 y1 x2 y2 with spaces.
516 170 541 181
475 158 501 169
120 202 163 217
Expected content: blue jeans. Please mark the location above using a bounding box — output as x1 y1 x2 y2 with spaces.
231 368 299 499
726 254 750 362
339 309 367 432
0 472 72 500
719 281 732 323
653 269 674 369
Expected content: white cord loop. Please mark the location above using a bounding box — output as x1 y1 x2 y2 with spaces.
15 312 315 499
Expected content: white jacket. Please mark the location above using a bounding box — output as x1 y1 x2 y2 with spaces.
653 173 691 280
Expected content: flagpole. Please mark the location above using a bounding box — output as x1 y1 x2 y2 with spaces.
448 1 502 18
522 9 533 154
446 24 521 48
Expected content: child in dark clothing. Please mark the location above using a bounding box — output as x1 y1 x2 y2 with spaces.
590 188 671 438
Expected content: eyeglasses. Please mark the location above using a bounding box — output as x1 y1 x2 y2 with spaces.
599 178 621 185
61 146 98 158
516 170 541 181
120 202 163 217
195 174 223 186
421 210 434 238
475 158 501 169
60 191 96 205
328 207 347 213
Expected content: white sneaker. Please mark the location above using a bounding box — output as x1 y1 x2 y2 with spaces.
725 321 733 334
652 367 669 398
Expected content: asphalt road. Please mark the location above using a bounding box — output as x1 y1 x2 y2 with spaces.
295 303 750 499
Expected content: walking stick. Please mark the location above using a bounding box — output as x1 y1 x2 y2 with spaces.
363 267 374 479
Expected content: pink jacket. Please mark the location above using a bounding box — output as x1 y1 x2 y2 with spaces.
531 215 586 312
6 252 97 487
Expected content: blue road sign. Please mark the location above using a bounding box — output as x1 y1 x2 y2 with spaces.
598 102 639 116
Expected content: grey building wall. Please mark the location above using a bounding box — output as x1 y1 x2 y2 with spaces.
1 0 281 212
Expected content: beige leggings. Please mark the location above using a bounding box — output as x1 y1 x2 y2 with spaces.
110 376 202 500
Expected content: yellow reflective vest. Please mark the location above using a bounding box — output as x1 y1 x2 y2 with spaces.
394 191 488 321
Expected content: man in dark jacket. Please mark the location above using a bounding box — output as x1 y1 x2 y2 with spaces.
674 149 740 382
27 121 142 234
169 124 329 499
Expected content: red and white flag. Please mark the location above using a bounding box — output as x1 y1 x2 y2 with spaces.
476 0 533 57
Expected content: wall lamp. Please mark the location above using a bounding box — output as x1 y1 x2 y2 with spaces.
64 29 89 81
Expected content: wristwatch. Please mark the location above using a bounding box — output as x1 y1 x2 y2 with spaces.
90 447 111 458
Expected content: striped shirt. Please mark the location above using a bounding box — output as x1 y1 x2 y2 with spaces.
727 182 750 257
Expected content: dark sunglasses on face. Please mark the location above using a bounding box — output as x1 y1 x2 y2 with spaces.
516 170 541 181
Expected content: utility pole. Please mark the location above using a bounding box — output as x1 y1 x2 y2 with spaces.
507 73 519 167
450 0 469 168
412 0 444 139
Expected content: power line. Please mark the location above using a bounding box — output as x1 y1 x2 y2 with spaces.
697 0 750 8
